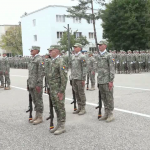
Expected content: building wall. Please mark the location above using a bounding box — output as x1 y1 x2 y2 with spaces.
21 5 103 56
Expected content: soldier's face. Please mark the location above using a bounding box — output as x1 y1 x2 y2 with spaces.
3 54 6 57
31 49 39 56
98 44 107 52
74 47 81 53
49 49 58 58
45 55 49 58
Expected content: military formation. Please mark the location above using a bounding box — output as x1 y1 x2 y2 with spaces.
5 41 149 135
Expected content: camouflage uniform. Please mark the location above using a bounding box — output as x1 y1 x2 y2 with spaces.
47 45 68 135
70 43 87 115
27 46 44 125
2 56 10 89
0 57 4 87
96 41 115 122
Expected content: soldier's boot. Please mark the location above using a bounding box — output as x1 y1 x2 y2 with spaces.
89 84 95 91
4 86 11 90
30 112 38 123
78 106 86 115
99 110 108 121
33 113 43 125
106 112 114 123
50 119 61 133
0 85 4 88
54 122 66 135
73 105 81 114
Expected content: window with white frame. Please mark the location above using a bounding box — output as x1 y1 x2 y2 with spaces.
89 32 94 39
57 32 64 38
33 19 36 26
89 47 96 52
56 15 65 22
34 35 37 41
89 19 93 24
74 32 82 38
73 17 81 23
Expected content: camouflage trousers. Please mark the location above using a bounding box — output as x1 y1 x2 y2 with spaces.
98 83 114 113
49 85 66 122
30 87 43 113
89 71 95 85
72 79 86 107
0 74 4 85
3 72 10 86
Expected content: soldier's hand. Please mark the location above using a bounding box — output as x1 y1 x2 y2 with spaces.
81 81 85 87
92 71 95 75
58 93 63 101
5 71 8 75
35 86 41 93
0 71 2 75
108 82 113 90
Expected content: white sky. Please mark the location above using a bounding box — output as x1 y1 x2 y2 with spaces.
0 0 109 25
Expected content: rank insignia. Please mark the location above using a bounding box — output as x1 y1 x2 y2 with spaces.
41 62 44 65
112 58 115 62
82 59 85 62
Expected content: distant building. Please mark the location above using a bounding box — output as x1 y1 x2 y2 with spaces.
0 25 18 57
21 5 104 56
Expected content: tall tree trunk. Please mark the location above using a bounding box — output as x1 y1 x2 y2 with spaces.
91 0 99 54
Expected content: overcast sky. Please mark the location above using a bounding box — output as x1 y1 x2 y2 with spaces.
0 0 110 25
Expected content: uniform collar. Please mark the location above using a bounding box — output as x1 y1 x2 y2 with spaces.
52 55 60 61
75 51 81 56
100 49 107 55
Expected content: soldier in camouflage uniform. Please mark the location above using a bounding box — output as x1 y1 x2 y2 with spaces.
87 52 97 91
70 43 87 115
47 45 68 135
96 41 115 122
0 56 4 88
27 46 44 125
2 53 11 90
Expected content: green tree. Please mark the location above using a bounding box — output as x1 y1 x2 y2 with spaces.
58 31 89 51
67 0 105 52
101 0 150 51
0 25 23 55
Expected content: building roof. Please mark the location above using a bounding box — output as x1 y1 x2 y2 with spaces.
21 5 71 18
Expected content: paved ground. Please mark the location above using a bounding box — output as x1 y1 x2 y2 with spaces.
1 69 150 150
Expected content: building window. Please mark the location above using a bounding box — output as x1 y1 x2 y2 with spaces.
89 32 94 39
34 35 37 41
56 15 65 22
57 32 64 38
89 47 96 52
74 32 82 38
33 19 36 26
73 17 81 23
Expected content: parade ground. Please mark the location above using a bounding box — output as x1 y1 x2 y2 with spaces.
1 69 150 150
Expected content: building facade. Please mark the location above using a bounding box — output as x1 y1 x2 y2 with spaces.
0 25 18 57
21 5 104 56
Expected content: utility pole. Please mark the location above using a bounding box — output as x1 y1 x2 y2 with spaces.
67 24 71 57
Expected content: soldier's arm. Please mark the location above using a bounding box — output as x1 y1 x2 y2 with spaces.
80 55 87 81
37 57 44 86
59 59 68 93
108 54 115 82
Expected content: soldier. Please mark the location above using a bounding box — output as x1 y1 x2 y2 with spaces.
70 43 87 115
27 46 44 125
87 52 97 91
96 41 115 122
47 45 68 135
126 50 133 74
2 53 11 90
0 56 4 88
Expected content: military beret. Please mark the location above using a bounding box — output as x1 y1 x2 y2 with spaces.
73 43 82 48
30 46 40 51
47 45 61 51
97 40 108 45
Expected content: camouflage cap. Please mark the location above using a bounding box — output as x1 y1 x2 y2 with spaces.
73 43 82 48
97 40 108 45
30 46 40 51
88 51 93 55
47 45 61 51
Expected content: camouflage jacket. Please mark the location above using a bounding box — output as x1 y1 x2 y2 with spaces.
2 56 10 72
87 56 97 72
70 52 87 81
95 51 115 84
0 58 3 71
48 56 68 93
28 55 44 89
44 58 51 78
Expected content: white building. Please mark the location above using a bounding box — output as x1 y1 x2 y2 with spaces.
21 5 104 56
0 25 18 57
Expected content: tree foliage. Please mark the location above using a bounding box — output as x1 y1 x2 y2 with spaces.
101 0 150 51
67 0 105 52
0 26 23 55
58 31 89 51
